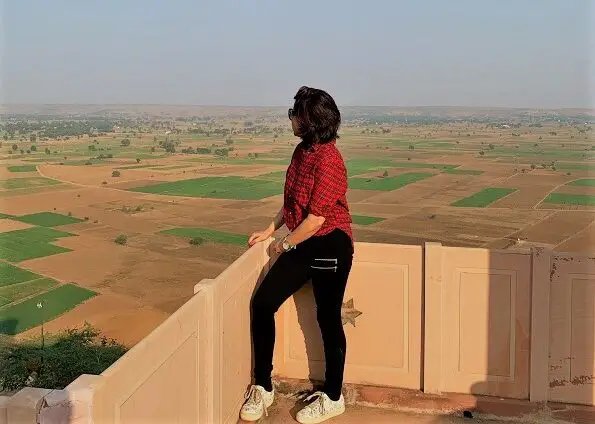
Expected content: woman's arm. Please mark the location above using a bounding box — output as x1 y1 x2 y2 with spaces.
284 214 325 247
267 206 285 234
248 206 285 247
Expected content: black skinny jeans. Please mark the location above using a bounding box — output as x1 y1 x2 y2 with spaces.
251 229 353 401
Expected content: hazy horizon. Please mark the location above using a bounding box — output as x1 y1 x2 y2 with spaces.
2 0 594 109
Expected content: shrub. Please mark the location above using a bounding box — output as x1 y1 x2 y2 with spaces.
190 237 205 246
85 161 92 165
112 170 121 177
101 181 107 185
382 170 389 177
114 234 127 245
0 325 126 392
67 212 72 216
136 158 141 163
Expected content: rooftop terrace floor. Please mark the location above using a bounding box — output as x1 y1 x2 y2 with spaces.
252 397 498 424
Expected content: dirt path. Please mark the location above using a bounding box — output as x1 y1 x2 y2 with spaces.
533 178 584 210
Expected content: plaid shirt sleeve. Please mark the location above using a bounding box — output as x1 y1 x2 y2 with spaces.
307 151 348 217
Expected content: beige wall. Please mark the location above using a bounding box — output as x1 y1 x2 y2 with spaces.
8 241 595 423
548 253 595 406
273 243 423 389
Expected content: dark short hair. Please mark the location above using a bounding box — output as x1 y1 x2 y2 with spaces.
292 86 340 148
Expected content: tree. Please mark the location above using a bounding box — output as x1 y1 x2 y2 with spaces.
30 145 37 152
45 148 51 155
151 146 156 152
120 138 130 147
488 143 495 150
479 151 485 156
114 234 127 245
136 158 141 163
112 170 121 177
408 144 414 150
382 170 389 177
12 144 18 151
20 149 24 155
30 134 37 143
3 134 8 141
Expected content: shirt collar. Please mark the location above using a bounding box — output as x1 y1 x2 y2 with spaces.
302 139 336 153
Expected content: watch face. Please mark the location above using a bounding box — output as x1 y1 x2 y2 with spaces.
282 242 289 251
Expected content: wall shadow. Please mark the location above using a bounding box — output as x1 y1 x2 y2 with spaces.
0 318 18 336
437 249 594 423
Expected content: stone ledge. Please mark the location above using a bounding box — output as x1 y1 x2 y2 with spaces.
0 396 9 424
273 376 595 424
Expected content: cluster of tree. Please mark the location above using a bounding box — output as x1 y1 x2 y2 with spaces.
181 147 211 154
214 147 232 157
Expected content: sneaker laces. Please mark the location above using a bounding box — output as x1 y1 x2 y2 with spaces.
245 385 269 417
303 391 327 416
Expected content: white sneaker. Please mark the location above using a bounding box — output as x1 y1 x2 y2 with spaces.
239 385 275 422
296 391 345 424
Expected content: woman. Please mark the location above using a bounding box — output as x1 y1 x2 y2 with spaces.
241 86 353 424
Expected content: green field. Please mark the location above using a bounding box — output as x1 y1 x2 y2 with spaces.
255 170 286 181
351 215 386 225
346 159 395 176
568 179 595 187
443 169 484 175
0 177 59 190
0 262 39 287
0 227 74 262
130 176 283 200
543 193 595 206
0 278 58 307
0 213 14 219
0 284 96 335
452 188 517 207
349 172 434 191
554 163 595 171
161 227 248 246
7 165 37 173
391 162 459 170
15 212 83 227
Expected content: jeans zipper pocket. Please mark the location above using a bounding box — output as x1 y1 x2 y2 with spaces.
311 265 337 272
311 258 338 272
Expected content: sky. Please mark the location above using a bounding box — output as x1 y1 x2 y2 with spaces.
1 0 594 108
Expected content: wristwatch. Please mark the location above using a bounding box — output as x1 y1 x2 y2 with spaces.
281 235 295 252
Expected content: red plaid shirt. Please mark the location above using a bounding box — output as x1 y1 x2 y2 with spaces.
283 140 353 240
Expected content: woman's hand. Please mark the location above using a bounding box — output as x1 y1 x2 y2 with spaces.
248 227 273 247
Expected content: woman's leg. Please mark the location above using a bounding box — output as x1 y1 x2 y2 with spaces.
251 250 310 391
310 253 353 401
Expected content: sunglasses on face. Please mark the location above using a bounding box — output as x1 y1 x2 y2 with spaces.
288 108 295 120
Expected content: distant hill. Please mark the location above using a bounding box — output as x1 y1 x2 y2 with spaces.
1 104 593 123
